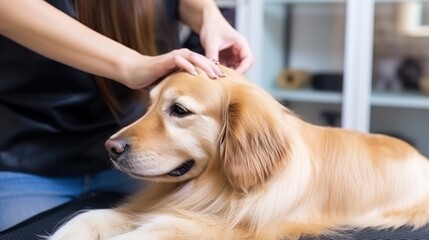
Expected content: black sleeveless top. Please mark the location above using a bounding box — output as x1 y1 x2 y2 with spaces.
0 0 180 176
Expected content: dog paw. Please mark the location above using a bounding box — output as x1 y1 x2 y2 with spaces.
47 209 129 240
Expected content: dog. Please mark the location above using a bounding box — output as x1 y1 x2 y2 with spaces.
49 66 429 240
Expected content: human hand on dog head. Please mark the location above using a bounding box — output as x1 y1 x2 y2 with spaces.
122 48 226 90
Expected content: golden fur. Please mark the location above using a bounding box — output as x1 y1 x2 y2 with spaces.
50 66 429 240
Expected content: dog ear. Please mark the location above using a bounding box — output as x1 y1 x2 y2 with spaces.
219 85 290 193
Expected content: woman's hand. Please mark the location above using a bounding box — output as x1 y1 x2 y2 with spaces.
199 16 253 74
179 0 253 75
123 48 225 89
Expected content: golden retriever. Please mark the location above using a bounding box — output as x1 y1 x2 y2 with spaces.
49 66 429 240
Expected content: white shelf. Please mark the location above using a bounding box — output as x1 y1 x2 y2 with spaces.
267 88 429 108
371 91 429 109
267 87 342 104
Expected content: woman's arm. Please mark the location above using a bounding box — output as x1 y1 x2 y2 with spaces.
0 0 223 89
179 0 224 34
0 0 142 86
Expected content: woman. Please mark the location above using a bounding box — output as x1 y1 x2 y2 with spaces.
0 0 253 231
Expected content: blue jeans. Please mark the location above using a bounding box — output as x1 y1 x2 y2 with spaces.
0 169 145 231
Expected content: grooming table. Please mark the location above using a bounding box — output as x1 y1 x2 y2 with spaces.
1 192 428 240
0 192 125 240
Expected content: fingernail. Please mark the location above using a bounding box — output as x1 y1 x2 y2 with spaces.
192 69 198 76
220 71 226 77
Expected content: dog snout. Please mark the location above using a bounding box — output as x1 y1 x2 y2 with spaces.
105 138 129 162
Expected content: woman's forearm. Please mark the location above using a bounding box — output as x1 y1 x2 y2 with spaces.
0 0 144 86
179 0 226 34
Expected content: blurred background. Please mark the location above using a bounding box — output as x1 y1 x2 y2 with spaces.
194 0 429 157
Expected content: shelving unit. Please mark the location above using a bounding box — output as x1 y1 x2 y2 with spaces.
237 0 373 131
235 0 429 156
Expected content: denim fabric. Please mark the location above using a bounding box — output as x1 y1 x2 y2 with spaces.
0 169 144 231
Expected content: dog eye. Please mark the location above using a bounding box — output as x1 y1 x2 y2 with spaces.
169 103 192 117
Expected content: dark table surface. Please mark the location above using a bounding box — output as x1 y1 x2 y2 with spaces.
1 192 428 240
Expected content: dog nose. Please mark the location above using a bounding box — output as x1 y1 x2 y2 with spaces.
105 138 129 162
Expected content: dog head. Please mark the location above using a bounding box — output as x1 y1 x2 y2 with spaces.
106 67 290 191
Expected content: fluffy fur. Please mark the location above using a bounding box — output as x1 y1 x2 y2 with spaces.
49 66 429 240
